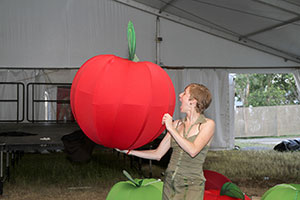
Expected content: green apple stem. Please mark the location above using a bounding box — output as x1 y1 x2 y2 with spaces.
143 179 162 186
127 21 139 62
122 170 142 187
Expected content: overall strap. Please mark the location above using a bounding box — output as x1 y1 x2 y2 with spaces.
182 114 206 138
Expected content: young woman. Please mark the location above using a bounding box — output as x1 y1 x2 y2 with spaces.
120 83 215 200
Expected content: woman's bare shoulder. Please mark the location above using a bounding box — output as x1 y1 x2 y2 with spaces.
204 118 215 127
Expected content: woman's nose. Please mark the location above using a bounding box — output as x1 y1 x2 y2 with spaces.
178 93 183 101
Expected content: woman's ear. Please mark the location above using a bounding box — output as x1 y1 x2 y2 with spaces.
190 99 197 106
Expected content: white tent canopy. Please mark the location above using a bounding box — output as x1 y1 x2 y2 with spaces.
0 0 299 150
124 0 300 65
1 0 299 68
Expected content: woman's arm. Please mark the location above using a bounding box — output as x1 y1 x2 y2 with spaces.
128 132 171 161
162 114 215 157
125 119 180 160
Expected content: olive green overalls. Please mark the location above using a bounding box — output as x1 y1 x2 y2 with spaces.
163 114 209 200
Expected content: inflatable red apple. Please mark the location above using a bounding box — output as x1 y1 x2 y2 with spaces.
70 54 175 150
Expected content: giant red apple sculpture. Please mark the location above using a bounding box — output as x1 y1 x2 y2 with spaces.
70 54 175 150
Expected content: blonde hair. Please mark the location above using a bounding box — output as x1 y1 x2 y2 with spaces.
186 83 212 113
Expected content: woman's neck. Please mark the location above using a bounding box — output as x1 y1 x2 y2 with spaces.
185 110 201 125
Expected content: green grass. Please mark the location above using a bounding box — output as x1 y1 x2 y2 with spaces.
3 144 300 199
204 150 300 188
3 148 146 199
6 149 141 188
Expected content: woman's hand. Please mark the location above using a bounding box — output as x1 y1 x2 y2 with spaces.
115 148 131 155
162 113 174 131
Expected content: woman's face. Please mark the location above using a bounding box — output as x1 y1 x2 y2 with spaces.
179 87 192 112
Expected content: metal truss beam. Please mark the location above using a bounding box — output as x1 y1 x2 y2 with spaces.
114 0 300 64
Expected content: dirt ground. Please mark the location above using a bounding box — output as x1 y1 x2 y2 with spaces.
1 188 263 200
1 184 266 200
1 186 110 200
240 186 267 199
233 178 273 199
3 137 288 200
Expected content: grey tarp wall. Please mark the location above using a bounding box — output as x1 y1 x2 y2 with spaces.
0 0 299 149
0 68 232 149
0 69 78 122
166 68 233 149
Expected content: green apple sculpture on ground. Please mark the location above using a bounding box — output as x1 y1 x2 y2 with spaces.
261 184 300 200
106 170 163 200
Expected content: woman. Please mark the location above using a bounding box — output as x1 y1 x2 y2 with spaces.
120 83 215 200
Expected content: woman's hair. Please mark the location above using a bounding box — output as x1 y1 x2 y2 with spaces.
185 83 212 113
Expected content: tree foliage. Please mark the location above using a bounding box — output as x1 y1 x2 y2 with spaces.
235 73 299 107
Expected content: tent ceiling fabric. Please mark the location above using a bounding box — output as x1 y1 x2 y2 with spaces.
125 0 300 64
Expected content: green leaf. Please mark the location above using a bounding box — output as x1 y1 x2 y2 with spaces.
220 182 245 200
132 54 139 62
127 21 136 61
122 170 140 187
138 179 144 187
